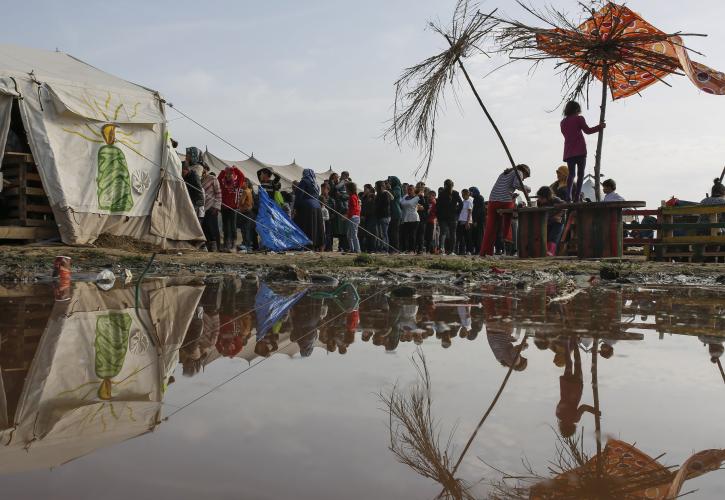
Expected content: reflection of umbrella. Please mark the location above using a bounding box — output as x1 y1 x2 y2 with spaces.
497 2 724 199
529 439 725 500
254 284 307 340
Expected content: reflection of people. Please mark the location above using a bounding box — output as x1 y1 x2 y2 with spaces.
556 338 596 437
700 336 724 364
486 332 527 370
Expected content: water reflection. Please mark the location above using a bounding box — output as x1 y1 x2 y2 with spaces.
0 279 724 498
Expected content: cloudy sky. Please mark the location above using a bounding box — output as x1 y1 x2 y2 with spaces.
3 0 725 205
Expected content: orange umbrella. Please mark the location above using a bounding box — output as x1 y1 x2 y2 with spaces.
497 1 725 199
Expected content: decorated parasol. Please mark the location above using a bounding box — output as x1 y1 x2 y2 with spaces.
495 1 725 199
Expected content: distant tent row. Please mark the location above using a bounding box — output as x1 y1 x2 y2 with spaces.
203 150 333 191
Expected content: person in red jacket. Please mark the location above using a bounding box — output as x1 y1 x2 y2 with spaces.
217 165 245 251
346 182 361 253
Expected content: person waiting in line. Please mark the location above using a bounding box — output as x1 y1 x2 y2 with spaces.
414 183 429 253
320 182 332 251
424 190 438 254
360 184 377 253
399 183 420 253
602 178 625 202
550 165 569 200
387 176 403 252
257 167 282 205
481 164 531 256
469 187 485 255
182 163 205 225
555 337 598 438
374 180 393 252
560 101 606 202
535 186 565 256
200 165 222 252
217 165 244 252
437 179 463 255
345 181 362 253
697 179 725 250
237 178 254 251
293 169 324 251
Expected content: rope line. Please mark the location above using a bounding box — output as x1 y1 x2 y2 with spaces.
168 102 402 254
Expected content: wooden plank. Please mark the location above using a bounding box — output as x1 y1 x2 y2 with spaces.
2 152 34 162
2 186 47 197
662 205 725 216
0 225 59 240
0 218 55 227
659 235 725 244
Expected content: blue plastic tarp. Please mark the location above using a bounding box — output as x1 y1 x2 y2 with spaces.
256 188 311 251
255 283 308 340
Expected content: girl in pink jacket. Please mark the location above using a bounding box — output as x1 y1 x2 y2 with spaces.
560 101 605 202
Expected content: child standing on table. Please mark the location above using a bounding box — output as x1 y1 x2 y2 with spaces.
560 101 606 202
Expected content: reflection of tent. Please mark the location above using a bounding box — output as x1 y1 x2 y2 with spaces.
0 45 204 246
0 281 203 473
204 150 333 191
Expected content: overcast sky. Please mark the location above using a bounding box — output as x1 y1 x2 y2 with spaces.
3 0 725 205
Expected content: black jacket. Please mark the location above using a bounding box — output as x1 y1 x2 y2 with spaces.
436 189 463 222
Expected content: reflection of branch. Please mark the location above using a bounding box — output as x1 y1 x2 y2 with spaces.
438 334 529 498
380 350 474 499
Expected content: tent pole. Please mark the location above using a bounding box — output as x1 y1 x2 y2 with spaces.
445 35 531 206
593 64 609 202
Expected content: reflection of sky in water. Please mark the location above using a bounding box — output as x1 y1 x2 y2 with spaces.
0 283 723 499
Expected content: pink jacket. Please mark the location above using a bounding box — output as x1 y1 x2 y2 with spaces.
560 115 602 161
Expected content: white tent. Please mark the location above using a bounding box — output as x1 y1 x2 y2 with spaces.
204 150 333 192
0 281 203 473
0 44 204 246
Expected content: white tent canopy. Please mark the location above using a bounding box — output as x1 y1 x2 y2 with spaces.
0 44 204 245
204 150 333 192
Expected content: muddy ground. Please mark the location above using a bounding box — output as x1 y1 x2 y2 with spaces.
2 243 724 287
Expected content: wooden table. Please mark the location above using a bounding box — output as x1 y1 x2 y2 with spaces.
570 201 645 258
500 201 646 259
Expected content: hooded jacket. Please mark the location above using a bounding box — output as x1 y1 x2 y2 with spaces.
387 176 403 219
294 169 321 209
217 166 245 210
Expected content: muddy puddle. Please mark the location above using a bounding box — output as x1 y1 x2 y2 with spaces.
0 278 723 499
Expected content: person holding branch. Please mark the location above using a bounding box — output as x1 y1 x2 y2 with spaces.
560 101 605 202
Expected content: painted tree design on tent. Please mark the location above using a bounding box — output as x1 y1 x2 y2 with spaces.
62 90 144 212
95 312 133 400
97 123 134 212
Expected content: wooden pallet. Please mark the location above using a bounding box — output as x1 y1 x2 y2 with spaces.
1 152 58 241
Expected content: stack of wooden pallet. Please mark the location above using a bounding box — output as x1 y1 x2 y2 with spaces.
0 151 58 241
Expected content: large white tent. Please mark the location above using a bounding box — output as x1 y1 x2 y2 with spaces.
204 150 333 192
0 44 204 246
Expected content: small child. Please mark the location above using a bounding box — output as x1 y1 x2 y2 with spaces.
560 101 606 202
602 178 625 202
536 186 565 256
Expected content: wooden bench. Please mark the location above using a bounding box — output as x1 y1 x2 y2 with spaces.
651 205 725 262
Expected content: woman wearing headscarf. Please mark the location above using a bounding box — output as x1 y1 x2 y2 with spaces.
293 169 324 250
469 186 485 255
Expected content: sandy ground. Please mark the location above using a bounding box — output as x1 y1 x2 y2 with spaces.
1 244 724 286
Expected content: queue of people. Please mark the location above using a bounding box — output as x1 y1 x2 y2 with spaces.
180 99 724 257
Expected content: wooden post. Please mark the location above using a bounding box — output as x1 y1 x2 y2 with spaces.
593 64 609 202
445 35 531 206
592 338 603 479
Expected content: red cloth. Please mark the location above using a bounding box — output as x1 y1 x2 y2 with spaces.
346 309 360 333
480 201 514 256
560 115 602 161
427 199 437 224
347 193 361 218
217 167 245 210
